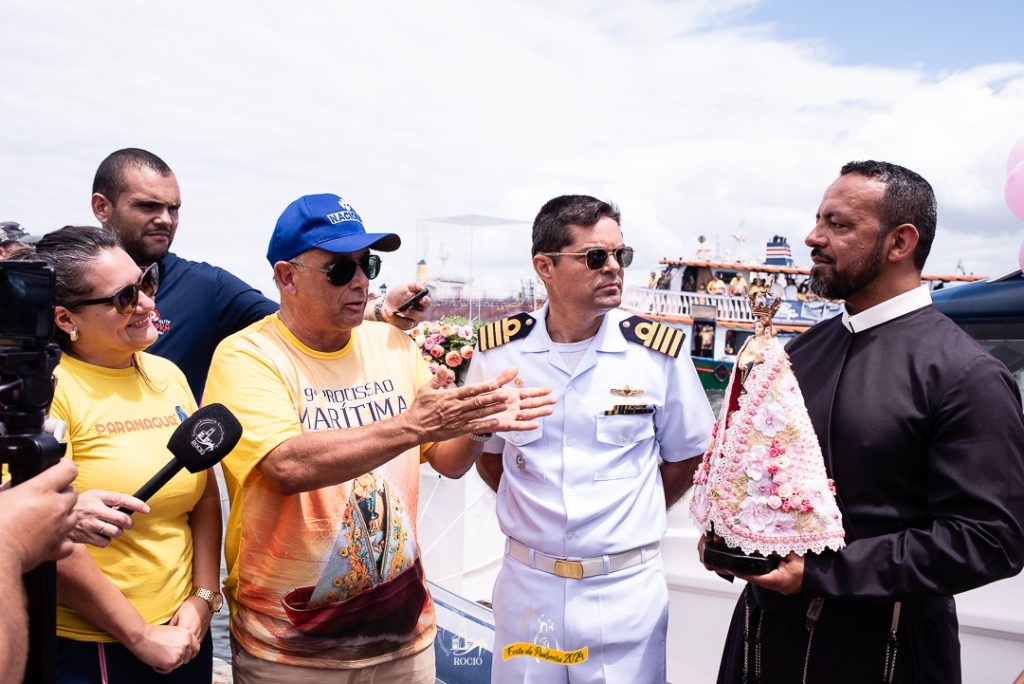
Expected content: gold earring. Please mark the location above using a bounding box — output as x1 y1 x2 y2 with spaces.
69 329 79 342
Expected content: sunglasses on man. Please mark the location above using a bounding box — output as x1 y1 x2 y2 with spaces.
541 246 634 270
67 263 160 315
289 253 382 286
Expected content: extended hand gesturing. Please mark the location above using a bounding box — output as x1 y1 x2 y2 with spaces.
411 366 554 442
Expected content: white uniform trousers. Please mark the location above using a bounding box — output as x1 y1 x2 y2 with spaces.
491 551 668 684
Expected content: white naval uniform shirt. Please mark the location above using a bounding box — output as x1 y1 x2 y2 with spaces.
464 304 714 559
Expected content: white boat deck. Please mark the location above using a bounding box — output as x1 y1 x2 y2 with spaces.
621 286 755 322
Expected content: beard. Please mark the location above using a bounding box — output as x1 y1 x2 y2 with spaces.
808 238 884 301
120 237 169 266
105 208 173 266
108 220 171 266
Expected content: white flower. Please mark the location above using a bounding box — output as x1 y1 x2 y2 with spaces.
766 514 796 535
747 444 770 470
746 475 774 499
753 400 787 437
776 373 802 409
739 497 777 533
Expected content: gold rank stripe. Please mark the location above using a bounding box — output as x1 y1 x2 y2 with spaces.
650 321 667 351
633 320 684 357
477 314 533 351
665 327 683 357
479 318 517 351
479 321 496 351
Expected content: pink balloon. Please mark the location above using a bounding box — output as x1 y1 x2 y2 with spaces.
1007 160 1024 222
1009 138 1024 175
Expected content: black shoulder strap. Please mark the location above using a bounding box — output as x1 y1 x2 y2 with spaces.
477 312 536 351
619 315 685 358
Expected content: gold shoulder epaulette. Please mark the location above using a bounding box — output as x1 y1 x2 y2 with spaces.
477 312 535 352
619 316 685 358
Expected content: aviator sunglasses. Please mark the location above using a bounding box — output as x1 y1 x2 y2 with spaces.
289 253 381 286
67 263 159 315
541 246 634 270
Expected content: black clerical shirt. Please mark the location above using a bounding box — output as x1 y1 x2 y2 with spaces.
717 295 1024 684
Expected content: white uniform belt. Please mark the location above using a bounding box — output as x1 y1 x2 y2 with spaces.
505 537 660 579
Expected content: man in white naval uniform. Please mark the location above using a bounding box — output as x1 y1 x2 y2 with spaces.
464 195 715 683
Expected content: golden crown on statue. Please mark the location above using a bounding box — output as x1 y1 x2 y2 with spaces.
748 282 782 329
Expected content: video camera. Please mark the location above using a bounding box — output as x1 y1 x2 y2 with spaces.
1 260 61 429
0 259 64 684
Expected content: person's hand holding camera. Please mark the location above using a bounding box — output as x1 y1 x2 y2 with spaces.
1 458 79 572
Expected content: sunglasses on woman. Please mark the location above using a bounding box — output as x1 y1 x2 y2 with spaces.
67 263 160 315
541 246 634 270
289 254 382 286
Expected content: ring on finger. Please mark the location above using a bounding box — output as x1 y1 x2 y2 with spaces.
99 522 108 536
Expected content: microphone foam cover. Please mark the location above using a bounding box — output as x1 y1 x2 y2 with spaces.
166 403 244 472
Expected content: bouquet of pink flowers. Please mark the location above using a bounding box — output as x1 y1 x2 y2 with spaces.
407 316 479 387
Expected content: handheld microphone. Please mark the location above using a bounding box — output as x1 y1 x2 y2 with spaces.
118 403 243 514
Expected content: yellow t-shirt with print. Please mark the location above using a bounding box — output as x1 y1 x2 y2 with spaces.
50 352 204 642
204 314 434 670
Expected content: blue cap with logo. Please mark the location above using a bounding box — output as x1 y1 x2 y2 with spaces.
267 194 401 266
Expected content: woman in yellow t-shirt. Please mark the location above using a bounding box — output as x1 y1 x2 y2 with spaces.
26 227 221 682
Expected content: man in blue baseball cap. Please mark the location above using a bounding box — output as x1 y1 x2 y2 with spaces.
204 193 554 683
90 149 430 401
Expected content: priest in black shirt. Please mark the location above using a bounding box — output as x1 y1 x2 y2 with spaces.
708 160 1024 683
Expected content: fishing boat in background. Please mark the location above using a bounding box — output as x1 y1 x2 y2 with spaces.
621 237 985 389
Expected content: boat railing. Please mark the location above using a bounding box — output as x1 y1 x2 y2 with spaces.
622 286 754 321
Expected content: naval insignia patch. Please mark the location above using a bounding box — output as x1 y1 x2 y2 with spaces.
477 312 535 351
604 404 655 416
619 316 685 358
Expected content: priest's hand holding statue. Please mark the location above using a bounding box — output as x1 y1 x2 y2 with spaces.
691 281 845 595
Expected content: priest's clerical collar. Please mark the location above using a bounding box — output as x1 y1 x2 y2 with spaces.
841 284 932 333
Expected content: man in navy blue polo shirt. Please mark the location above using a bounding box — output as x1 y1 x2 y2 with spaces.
89 148 429 400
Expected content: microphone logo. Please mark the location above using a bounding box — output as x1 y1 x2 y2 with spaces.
190 418 225 455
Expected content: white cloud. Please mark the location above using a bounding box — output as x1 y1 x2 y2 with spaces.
2 0 1022 298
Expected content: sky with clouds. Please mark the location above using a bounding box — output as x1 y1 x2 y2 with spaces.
3 0 1022 300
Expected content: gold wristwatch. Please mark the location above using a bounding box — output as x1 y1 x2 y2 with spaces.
189 586 223 613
